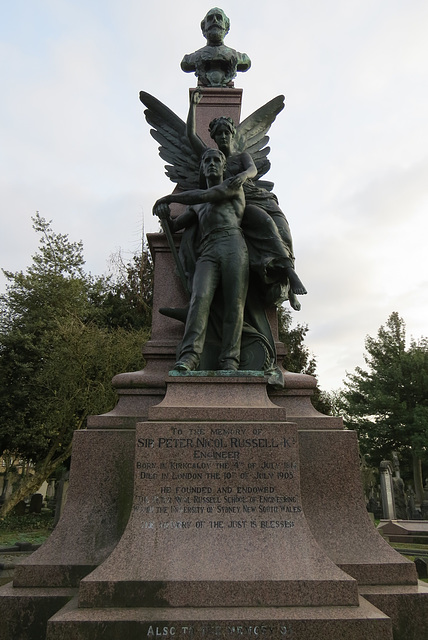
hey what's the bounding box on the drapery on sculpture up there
[181,8,251,87]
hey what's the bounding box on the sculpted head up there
[209,116,236,139]
[201,8,230,44]
[209,117,236,153]
[201,148,226,178]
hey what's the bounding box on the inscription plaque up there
[144,621,291,638]
[134,422,301,535]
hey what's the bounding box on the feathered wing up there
[139,91,200,190]
[233,95,285,179]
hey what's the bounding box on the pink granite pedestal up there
[0,428,135,640]
[44,377,393,640]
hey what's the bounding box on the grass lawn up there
[0,513,54,547]
[388,541,428,583]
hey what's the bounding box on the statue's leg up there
[218,233,249,369]
[242,204,293,272]
[178,248,220,367]
[268,208,295,262]
[242,204,282,242]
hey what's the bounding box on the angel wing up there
[233,95,285,180]
[139,91,201,191]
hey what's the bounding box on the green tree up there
[338,312,428,502]
[100,249,153,330]
[0,214,150,516]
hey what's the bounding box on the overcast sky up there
[2,0,428,392]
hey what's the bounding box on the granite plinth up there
[148,374,289,422]
[298,429,417,585]
[146,233,189,344]
[270,373,343,429]
[78,421,358,609]
[13,429,134,588]
[361,583,428,640]
[189,87,243,147]
[0,583,76,640]
[46,597,393,640]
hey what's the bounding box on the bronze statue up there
[139,89,306,311]
[181,8,251,87]
[140,13,305,377]
[153,148,249,371]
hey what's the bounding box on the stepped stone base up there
[0,583,76,640]
[361,583,428,640]
[148,373,289,422]
[46,596,392,640]
[1,373,426,639]
[298,429,417,586]
[13,429,135,589]
[76,419,358,610]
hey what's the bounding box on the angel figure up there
[140,89,306,310]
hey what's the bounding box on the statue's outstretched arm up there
[186,90,207,157]
[154,178,239,213]
[152,202,197,232]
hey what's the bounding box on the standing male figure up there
[153,148,249,372]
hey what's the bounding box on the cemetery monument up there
[0,8,427,640]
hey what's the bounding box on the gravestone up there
[380,461,396,520]
[422,480,428,519]
[53,470,69,526]
[392,453,408,520]
[415,558,428,580]
[12,500,26,516]
[407,486,422,520]
[378,520,428,544]
[1,8,428,640]
[29,493,43,515]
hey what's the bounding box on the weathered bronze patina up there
[139,8,306,375]
[181,8,251,87]
[186,89,306,311]
[139,90,306,312]
[153,149,248,372]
